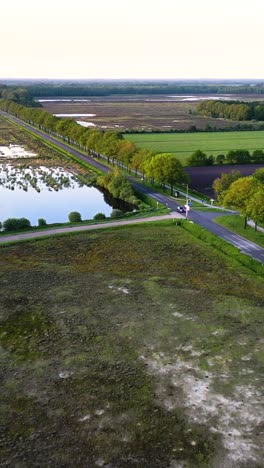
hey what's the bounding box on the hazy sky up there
[1,0,263,80]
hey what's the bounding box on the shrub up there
[226,149,251,164]
[216,154,225,165]
[97,169,137,204]
[3,217,31,232]
[0,221,2,231]
[110,209,123,219]
[93,213,106,220]
[68,211,82,223]
[187,150,208,166]
[38,218,47,227]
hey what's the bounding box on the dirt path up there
[0,212,181,244]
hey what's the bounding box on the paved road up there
[129,179,264,264]
[1,110,264,264]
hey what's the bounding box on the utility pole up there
[185,184,189,220]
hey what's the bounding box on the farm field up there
[0,223,263,467]
[38,95,262,132]
[185,164,264,197]
[124,130,264,165]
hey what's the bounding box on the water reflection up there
[0,164,132,225]
[101,187,136,212]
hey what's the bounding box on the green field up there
[124,130,264,165]
[0,222,263,466]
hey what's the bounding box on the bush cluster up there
[68,212,82,223]
[93,213,106,220]
[188,148,264,166]
[2,218,31,232]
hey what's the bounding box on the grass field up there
[0,222,263,467]
[124,130,264,165]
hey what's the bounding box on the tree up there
[187,150,208,166]
[207,155,215,166]
[222,170,264,228]
[100,131,122,163]
[252,150,264,163]
[226,149,251,164]
[246,190,264,229]
[216,154,225,165]
[117,140,136,170]
[212,170,241,201]
[130,150,146,177]
[38,218,47,227]
[68,211,82,223]
[158,154,189,194]
[253,168,264,183]
[93,213,106,220]
[222,177,256,227]
[3,218,31,232]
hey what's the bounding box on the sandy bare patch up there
[0,144,37,158]
[172,311,194,321]
[140,352,263,466]
[109,285,129,294]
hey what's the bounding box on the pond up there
[0,164,124,225]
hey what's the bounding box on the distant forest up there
[1,79,264,102]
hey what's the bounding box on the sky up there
[1,0,264,80]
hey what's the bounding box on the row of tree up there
[197,100,264,121]
[213,168,264,227]
[0,86,38,107]
[187,149,264,166]
[0,99,188,192]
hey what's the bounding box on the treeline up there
[197,100,264,121]
[188,149,264,166]
[123,122,264,134]
[1,80,264,98]
[0,99,188,192]
[27,85,264,98]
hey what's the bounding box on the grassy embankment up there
[0,221,263,467]
[215,214,264,248]
[124,130,264,165]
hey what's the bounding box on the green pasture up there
[124,130,264,165]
